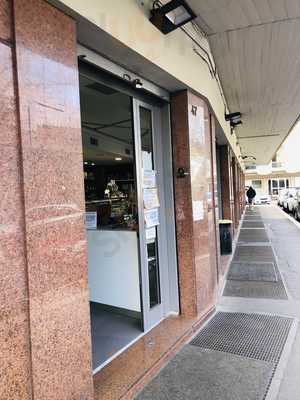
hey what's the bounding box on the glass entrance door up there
[133,100,165,330]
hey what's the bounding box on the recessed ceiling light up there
[115,157,122,161]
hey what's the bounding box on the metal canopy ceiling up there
[188,0,300,164]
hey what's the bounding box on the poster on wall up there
[144,208,160,228]
[192,200,204,221]
[85,212,97,230]
[143,170,157,188]
[143,188,160,210]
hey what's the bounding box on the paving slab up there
[136,346,273,400]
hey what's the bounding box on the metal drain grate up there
[233,245,275,263]
[238,229,269,243]
[223,279,288,299]
[242,221,265,228]
[227,262,278,282]
[190,312,293,364]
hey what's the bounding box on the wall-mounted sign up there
[85,212,97,230]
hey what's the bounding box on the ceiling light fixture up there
[115,157,122,161]
[150,0,196,34]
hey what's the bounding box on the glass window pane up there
[140,106,161,309]
[272,180,278,188]
[147,242,161,307]
[279,180,285,188]
[252,180,262,189]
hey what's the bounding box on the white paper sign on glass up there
[85,211,97,229]
[146,227,156,240]
[143,169,157,188]
[143,188,160,210]
[144,208,160,228]
[192,200,204,221]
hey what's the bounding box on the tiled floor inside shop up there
[90,303,142,369]
[136,205,300,400]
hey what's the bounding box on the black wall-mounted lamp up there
[225,112,242,128]
[150,0,196,34]
[239,155,256,161]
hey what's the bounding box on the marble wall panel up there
[13,0,94,398]
[0,40,32,400]
[0,0,12,42]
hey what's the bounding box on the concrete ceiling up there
[188,0,300,164]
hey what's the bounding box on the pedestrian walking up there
[246,186,256,209]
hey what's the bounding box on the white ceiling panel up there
[188,0,300,163]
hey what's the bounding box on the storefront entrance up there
[79,58,178,371]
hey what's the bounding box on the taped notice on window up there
[85,212,97,229]
[144,208,160,228]
[146,227,156,240]
[143,188,160,210]
[143,170,157,188]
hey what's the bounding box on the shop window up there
[279,179,285,188]
[251,180,262,189]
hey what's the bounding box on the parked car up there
[278,188,289,207]
[255,194,271,205]
[283,188,300,212]
[294,191,300,220]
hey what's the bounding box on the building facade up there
[0,1,245,399]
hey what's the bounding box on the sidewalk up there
[136,205,300,400]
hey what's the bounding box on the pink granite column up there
[171,91,198,317]
[187,92,218,315]
[13,0,94,398]
[171,91,218,318]
[0,1,32,399]
[210,115,221,282]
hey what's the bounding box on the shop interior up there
[79,71,143,370]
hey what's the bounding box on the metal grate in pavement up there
[245,210,261,215]
[190,312,293,364]
[242,221,265,228]
[224,258,288,299]
[238,229,269,243]
[223,278,288,299]
[233,245,275,263]
[244,215,263,221]
[227,262,277,282]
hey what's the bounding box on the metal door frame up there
[133,99,171,330]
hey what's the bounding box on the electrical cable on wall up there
[150,0,228,114]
